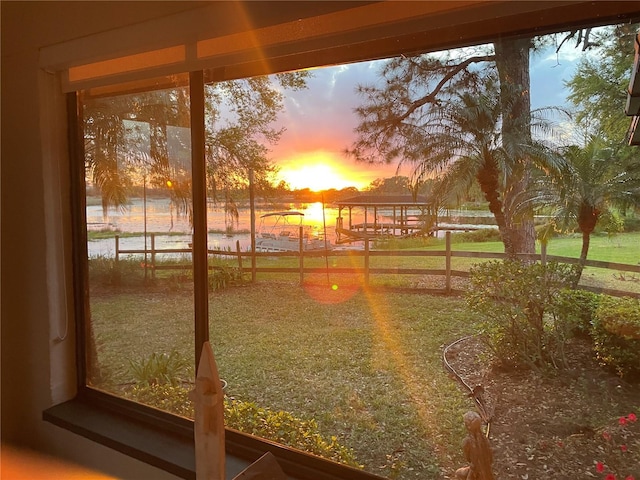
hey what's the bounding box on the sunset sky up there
[269,42,587,192]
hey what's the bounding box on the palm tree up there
[409,81,563,258]
[524,135,640,283]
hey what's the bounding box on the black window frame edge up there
[43,84,385,480]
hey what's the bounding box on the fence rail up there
[113,233,640,298]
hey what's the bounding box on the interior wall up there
[0,2,205,478]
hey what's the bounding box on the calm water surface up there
[86,198,494,258]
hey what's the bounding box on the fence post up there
[236,240,243,271]
[541,242,547,266]
[364,237,370,287]
[251,249,256,283]
[299,226,304,285]
[151,233,156,279]
[445,231,451,294]
[115,235,119,265]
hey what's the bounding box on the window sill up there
[43,396,384,480]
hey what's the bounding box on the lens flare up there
[303,282,359,304]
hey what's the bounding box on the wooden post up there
[236,240,243,272]
[189,341,225,480]
[299,226,304,285]
[190,70,209,367]
[151,233,156,279]
[115,235,119,265]
[249,168,256,283]
[445,231,452,294]
[541,242,547,266]
[364,237,370,287]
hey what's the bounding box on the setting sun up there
[277,151,365,191]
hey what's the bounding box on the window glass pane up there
[74,20,640,479]
[82,74,195,415]
[198,23,640,478]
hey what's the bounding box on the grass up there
[90,283,478,478]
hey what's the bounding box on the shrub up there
[592,296,640,378]
[467,260,581,370]
[126,383,194,418]
[224,397,361,468]
[209,265,245,291]
[452,228,501,243]
[123,381,361,468]
[622,215,640,232]
[373,236,434,250]
[128,350,191,386]
[554,289,601,337]
[595,210,625,236]
[89,255,143,286]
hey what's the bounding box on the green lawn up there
[91,283,479,478]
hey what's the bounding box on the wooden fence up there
[114,232,640,298]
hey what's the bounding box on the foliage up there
[596,209,626,236]
[373,235,435,250]
[364,176,411,194]
[128,350,191,387]
[554,288,601,337]
[592,296,640,378]
[594,413,640,480]
[467,260,581,369]
[224,397,361,468]
[123,379,361,468]
[209,265,245,291]
[566,23,639,143]
[622,215,640,232]
[346,36,565,256]
[88,255,142,286]
[451,228,501,243]
[521,135,640,287]
[89,256,195,289]
[125,383,194,418]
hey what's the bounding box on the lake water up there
[86,198,495,258]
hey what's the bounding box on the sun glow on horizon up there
[277,151,366,191]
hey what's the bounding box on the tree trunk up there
[477,158,514,257]
[494,37,536,257]
[576,203,598,286]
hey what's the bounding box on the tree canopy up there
[346,38,550,257]
[83,71,310,225]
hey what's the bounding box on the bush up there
[209,265,245,291]
[128,350,191,386]
[592,296,640,378]
[554,289,601,337]
[622,215,640,232]
[124,381,361,467]
[452,228,501,243]
[89,255,143,286]
[126,383,194,417]
[224,397,361,468]
[467,260,581,370]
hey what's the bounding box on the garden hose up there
[443,335,492,437]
